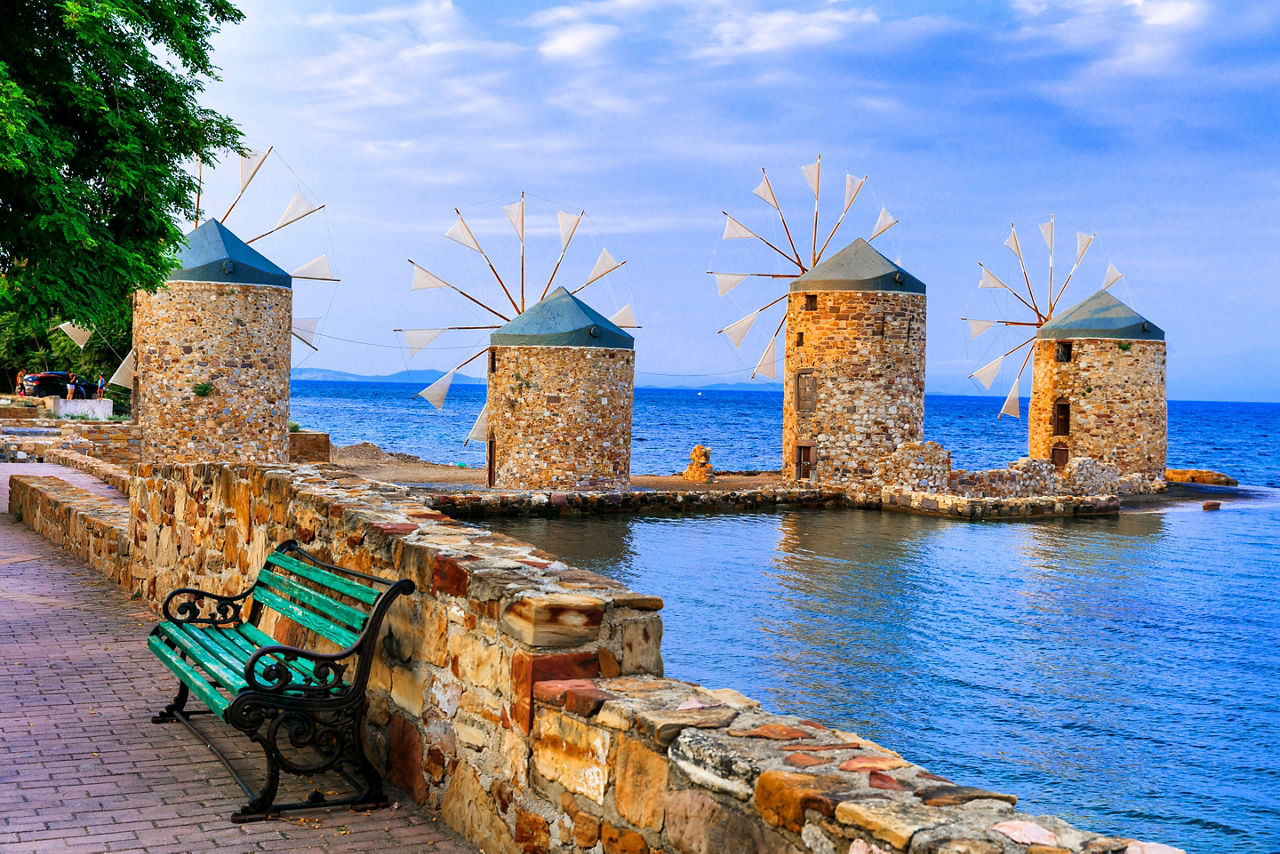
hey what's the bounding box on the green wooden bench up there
[147,540,415,822]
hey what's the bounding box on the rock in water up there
[682,444,714,484]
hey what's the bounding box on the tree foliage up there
[0,306,133,408]
[0,0,244,330]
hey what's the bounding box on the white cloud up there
[692,8,880,59]
[538,22,623,60]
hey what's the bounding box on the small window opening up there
[873,318,885,337]
[804,294,817,311]
[796,371,816,413]
[488,349,497,374]
[1053,400,1070,436]
[1056,341,1073,362]
[795,332,804,347]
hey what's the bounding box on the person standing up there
[97,373,106,399]
[16,369,25,396]
[66,372,77,400]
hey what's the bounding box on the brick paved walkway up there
[0,513,475,853]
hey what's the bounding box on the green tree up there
[0,0,244,330]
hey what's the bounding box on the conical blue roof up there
[167,220,291,288]
[491,287,633,349]
[1037,290,1163,341]
[790,238,925,294]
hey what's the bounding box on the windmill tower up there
[131,149,336,464]
[486,287,634,489]
[403,195,636,490]
[711,157,918,484]
[963,216,1163,478]
[1028,290,1166,478]
[133,219,293,463]
[785,239,926,483]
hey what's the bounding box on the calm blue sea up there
[292,381,1280,852]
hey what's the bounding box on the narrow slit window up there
[1053,400,1070,436]
[804,294,817,311]
[1056,341,1073,362]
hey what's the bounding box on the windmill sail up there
[445,215,482,252]
[107,351,134,388]
[844,174,865,213]
[714,273,747,295]
[869,208,897,241]
[503,200,524,241]
[1103,262,1123,289]
[54,322,92,349]
[999,378,1020,419]
[240,150,268,191]
[801,160,820,198]
[752,336,776,379]
[292,255,336,280]
[558,211,582,249]
[971,355,1003,389]
[753,174,779,210]
[585,248,623,285]
[400,328,443,356]
[292,318,319,349]
[276,191,322,230]
[1004,226,1020,256]
[720,311,759,348]
[1040,219,1054,254]
[609,304,637,328]
[417,371,455,410]
[979,267,1006,289]
[1075,232,1094,265]
[966,318,996,340]
[723,214,758,240]
[411,263,451,290]
[464,404,488,446]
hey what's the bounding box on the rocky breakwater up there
[417,483,842,518]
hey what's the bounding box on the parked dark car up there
[21,371,98,399]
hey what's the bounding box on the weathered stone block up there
[502,593,605,646]
[614,736,668,830]
[531,708,611,804]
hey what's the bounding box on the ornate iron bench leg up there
[151,682,189,724]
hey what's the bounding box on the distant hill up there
[290,368,485,385]
[290,367,779,391]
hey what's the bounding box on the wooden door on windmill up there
[795,444,814,481]
[1051,444,1069,471]
[796,371,817,413]
[1053,400,1070,436]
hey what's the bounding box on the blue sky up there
[198,0,1280,401]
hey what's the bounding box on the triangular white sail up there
[416,370,454,410]
[291,255,335,280]
[1076,232,1094,265]
[844,174,865,212]
[753,336,776,379]
[585,248,623,285]
[445,215,482,252]
[1004,226,1020,256]
[801,160,820,198]
[558,211,582,249]
[1040,219,1054,254]
[240,150,268,191]
[999,378,1020,419]
[276,190,321,230]
[979,267,1006,289]
[464,404,488,446]
[503,200,524,241]
[720,311,759,348]
[723,214,758,240]
[1103,261,1123,289]
[400,328,443,356]
[608,304,637,328]
[55,321,92,349]
[292,318,319,349]
[869,207,897,241]
[714,273,747,295]
[971,354,1003,389]
[753,174,779,210]
[411,263,451,290]
[107,351,134,389]
[966,318,996,340]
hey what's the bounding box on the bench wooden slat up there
[257,569,369,633]
[155,623,249,693]
[251,586,360,649]
[223,624,335,685]
[147,636,233,716]
[165,623,253,684]
[266,552,381,605]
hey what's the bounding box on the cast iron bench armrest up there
[161,586,253,625]
[243,642,359,697]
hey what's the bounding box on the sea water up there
[291,381,1280,851]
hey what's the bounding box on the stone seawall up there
[416,485,843,518]
[7,461,1178,853]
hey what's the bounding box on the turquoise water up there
[292,381,1280,851]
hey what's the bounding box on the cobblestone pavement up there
[0,515,476,853]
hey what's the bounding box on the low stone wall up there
[10,461,1178,853]
[49,398,114,419]
[417,485,843,518]
[43,447,133,496]
[0,418,140,468]
[9,475,131,587]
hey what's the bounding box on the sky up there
[195,0,1280,402]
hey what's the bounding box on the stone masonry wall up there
[784,291,925,485]
[1029,338,1167,479]
[133,280,291,464]
[489,346,633,490]
[11,461,1178,852]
